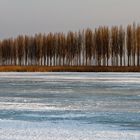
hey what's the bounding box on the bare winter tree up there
[85,29,94,66]
[118,26,125,66]
[127,25,133,66]
[0,24,140,67]
[136,25,140,66]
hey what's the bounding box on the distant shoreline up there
[0,66,140,72]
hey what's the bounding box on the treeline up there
[0,24,140,66]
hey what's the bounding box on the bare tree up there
[127,25,133,66]
[118,26,125,66]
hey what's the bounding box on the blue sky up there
[0,0,140,39]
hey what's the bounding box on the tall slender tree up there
[118,26,125,66]
[127,25,133,66]
[136,25,140,66]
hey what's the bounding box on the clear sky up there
[0,0,140,39]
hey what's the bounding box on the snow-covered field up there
[0,72,140,140]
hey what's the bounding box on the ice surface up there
[0,72,140,140]
[0,120,140,140]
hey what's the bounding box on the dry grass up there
[0,66,140,72]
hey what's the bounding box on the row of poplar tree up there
[0,24,140,66]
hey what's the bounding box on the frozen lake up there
[0,72,140,140]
